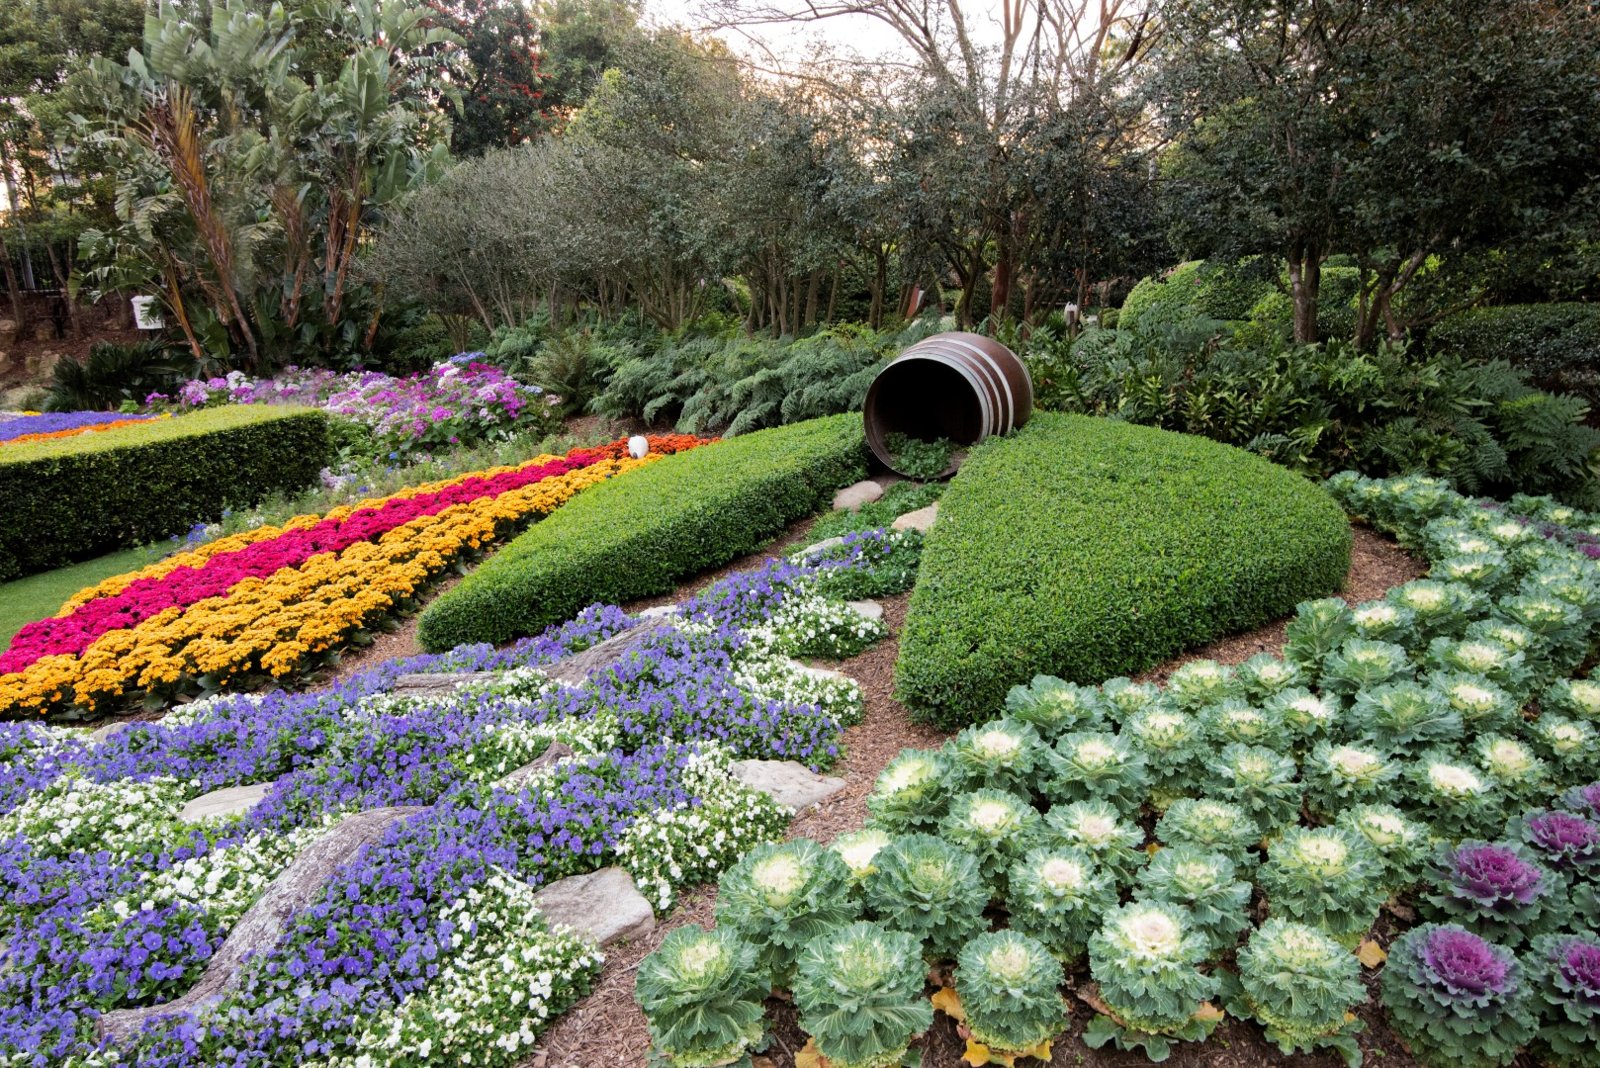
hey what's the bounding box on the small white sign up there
[131,295,164,330]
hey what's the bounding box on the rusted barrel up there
[863,331,1033,477]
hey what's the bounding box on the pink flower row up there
[0,453,600,673]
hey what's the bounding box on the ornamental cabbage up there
[1471,735,1549,803]
[1166,660,1241,710]
[1407,751,1502,840]
[944,718,1041,794]
[1349,680,1462,750]
[1429,672,1519,733]
[954,931,1066,1057]
[1003,675,1103,737]
[1043,799,1147,888]
[1526,931,1600,1068]
[865,749,948,834]
[1528,715,1599,781]
[1283,597,1354,671]
[1561,780,1600,820]
[939,789,1042,895]
[713,839,858,986]
[1258,827,1385,946]
[1386,580,1480,642]
[830,829,893,887]
[1131,845,1251,956]
[1201,699,1288,750]
[1236,652,1304,700]
[1228,919,1365,1064]
[1098,677,1163,723]
[1337,803,1430,891]
[1084,901,1221,1060]
[1304,741,1399,816]
[1005,845,1117,962]
[1350,600,1418,645]
[636,925,768,1068]
[792,921,934,1068]
[1155,797,1260,872]
[1421,840,1560,945]
[1508,808,1600,876]
[1263,688,1341,741]
[1044,731,1150,813]
[1123,706,1203,804]
[1543,678,1600,722]
[1426,637,1531,700]
[1380,924,1537,1068]
[1319,639,1413,696]
[1430,552,1511,597]
[1204,743,1302,832]
[861,834,988,962]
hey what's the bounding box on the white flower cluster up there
[618,748,788,912]
[745,593,887,661]
[0,775,185,860]
[733,651,863,725]
[313,870,603,1068]
[158,692,263,729]
[468,712,620,784]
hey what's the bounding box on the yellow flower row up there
[61,454,568,611]
[3,455,652,718]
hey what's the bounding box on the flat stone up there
[533,866,655,945]
[391,671,502,696]
[833,480,885,511]
[786,659,851,685]
[846,600,884,622]
[544,620,674,686]
[89,720,137,745]
[797,535,847,558]
[635,604,680,620]
[496,742,575,791]
[891,503,939,533]
[179,782,273,822]
[730,759,847,812]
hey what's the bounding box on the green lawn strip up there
[0,545,168,647]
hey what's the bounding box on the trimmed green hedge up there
[0,406,330,581]
[1430,303,1600,400]
[896,414,1351,728]
[416,415,868,650]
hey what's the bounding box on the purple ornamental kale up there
[1561,782,1600,821]
[1446,842,1548,908]
[1519,810,1600,871]
[1556,937,1600,1007]
[1416,925,1518,1000]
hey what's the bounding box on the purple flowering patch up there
[1418,926,1516,999]
[1445,842,1547,907]
[1520,810,1600,871]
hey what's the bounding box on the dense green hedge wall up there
[1430,303,1600,400]
[0,406,330,582]
[416,414,869,650]
[896,414,1352,728]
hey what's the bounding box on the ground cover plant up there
[418,413,868,648]
[0,436,704,719]
[637,470,1600,1067]
[896,413,1351,728]
[0,406,333,582]
[0,517,913,1066]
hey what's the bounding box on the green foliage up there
[1304,742,1400,817]
[1336,804,1430,893]
[1044,731,1149,814]
[1084,901,1222,1059]
[0,406,329,581]
[1123,706,1203,805]
[792,922,933,1068]
[636,925,767,1068]
[1133,846,1251,956]
[805,482,944,544]
[1227,920,1365,1065]
[1258,827,1385,947]
[1042,800,1147,890]
[1004,846,1117,962]
[1432,303,1600,402]
[861,834,988,963]
[937,789,1041,896]
[829,829,893,889]
[1203,743,1302,833]
[1002,675,1106,738]
[1350,681,1461,750]
[806,529,924,601]
[417,415,866,648]
[1406,751,1504,841]
[712,840,857,988]
[895,414,1351,728]
[864,750,949,835]
[1119,260,1277,331]
[954,931,1066,1056]
[882,433,954,481]
[1319,640,1413,697]
[44,341,193,412]
[1165,659,1243,711]
[1155,798,1260,872]
[942,720,1042,795]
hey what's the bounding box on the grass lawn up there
[0,545,167,647]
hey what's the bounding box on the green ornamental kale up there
[1204,743,1302,833]
[1319,639,1413,697]
[1470,734,1549,804]
[1155,797,1261,872]
[1098,677,1163,723]
[1258,827,1385,947]
[862,833,988,962]
[1349,680,1462,750]
[943,718,1042,794]
[636,925,768,1068]
[955,931,1066,1056]
[1044,731,1150,813]
[1042,799,1147,888]
[1005,845,1118,962]
[1165,660,1242,711]
[1201,699,1289,750]
[1003,675,1104,737]
[1084,901,1221,1060]
[1380,923,1537,1068]
[938,788,1042,896]
[1263,688,1342,744]
[1236,652,1304,701]
[1304,741,1401,817]
[1227,919,1365,1066]
[1123,706,1204,806]
[1526,715,1600,783]
[1282,597,1354,674]
[1349,600,1418,646]
[1406,751,1503,841]
[713,839,858,986]
[1428,672,1520,733]
[864,749,949,834]
[1385,579,1482,643]
[1425,636,1532,701]
[793,921,934,1068]
[1132,845,1251,956]
[830,829,894,890]
[1430,551,1512,598]
[1336,803,1431,892]
[1542,677,1600,722]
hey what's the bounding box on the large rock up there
[730,759,847,812]
[833,480,885,512]
[97,805,424,1042]
[846,600,884,622]
[544,620,674,686]
[891,503,939,533]
[797,535,846,559]
[635,604,680,621]
[532,867,655,945]
[496,742,575,791]
[179,782,272,822]
[390,671,502,697]
[785,659,851,685]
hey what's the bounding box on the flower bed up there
[147,357,561,459]
[0,531,907,1066]
[637,471,1600,1068]
[0,411,162,446]
[0,436,705,719]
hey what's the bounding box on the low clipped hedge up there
[1430,303,1600,401]
[896,414,1351,728]
[417,415,868,649]
[0,406,330,581]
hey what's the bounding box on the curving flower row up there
[0,437,705,719]
[0,410,162,446]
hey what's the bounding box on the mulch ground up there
[529,519,1445,1068]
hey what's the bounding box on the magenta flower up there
[1519,810,1600,871]
[1417,925,1516,998]
[1446,842,1547,907]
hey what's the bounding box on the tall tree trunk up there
[0,231,24,341]
[826,266,839,324]
[1287,246,1322,345]
[803,269,820,329]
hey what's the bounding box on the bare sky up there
[645,1,1008,65]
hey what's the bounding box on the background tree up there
[425,0,550,154]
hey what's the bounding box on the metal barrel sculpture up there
[862,331,1034,477]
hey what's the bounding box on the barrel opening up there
[864,356,983,461]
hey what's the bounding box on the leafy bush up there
[1380,924,1538,1068]
[0,406,330,581]
[1084,901,1222,1059]
[45,340,195,412]
[1118,259,1277,332]
[861,834,988,962]
[896,414,1351,728]
[713,840,857,988]
[418,415,867,648]
[792,921,933,1068]
[883,432,955,480]
[636,926,768,1067]
[1228,920,1365,1064]
[1004,846,1117,962]
[1258,827,1386,946]
[953,931,1066,1058]
[1431,303,1600,401]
